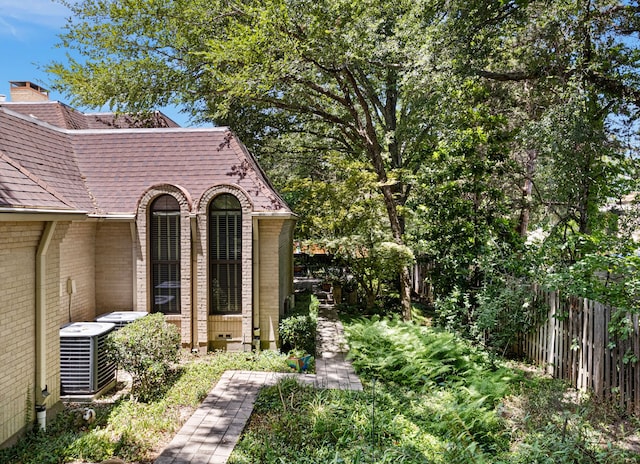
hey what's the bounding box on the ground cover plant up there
[229,317,640,463]
[0,351,289,464]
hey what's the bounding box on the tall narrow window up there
[150,195,181,314]
[209,194,242,314]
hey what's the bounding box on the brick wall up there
[0,221,66,448]
[197,186,254,351]
[95,222,133,313]
[258,219,287,349]
[137,185,193,345]
[0,222,42,446]
[59,222,96,323]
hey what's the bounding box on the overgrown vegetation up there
[106,313,180,402]
[230,317,640,463]
[279,291,319,355]
[0,351,290,464]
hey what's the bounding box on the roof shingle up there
[0,104,291,216]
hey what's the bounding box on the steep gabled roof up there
[71,127,289,214]
[0,151,75,210]
[0,108,93,210]
[0,104,292,217]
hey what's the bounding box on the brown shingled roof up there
[0,108,93,210]
[0,101,180,130]
[0,105,292,217]
[71,127,288,214]
[0,151,74,209]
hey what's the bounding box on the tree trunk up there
[517,149,537,237]
[379,183,412,320]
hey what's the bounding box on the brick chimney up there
[9,81,49,102]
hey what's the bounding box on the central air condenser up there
[94,311,148,329]
[59,322,116,395]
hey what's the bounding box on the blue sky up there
[0,0,192,126]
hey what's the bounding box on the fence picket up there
[521,289,640,414]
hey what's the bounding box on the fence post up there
[593,302,604,399]
[547,290,557,376]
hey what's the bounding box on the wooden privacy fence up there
[520,290,640,413]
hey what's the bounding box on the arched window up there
[209,194,242,314]
[150,194,180,314]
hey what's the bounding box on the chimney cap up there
[10,81,49,93]
[9,81,50,102]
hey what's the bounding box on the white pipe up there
[252,217,260,349]
[35,221,56,427]
[36,406,46,430]
[130,222,137,311]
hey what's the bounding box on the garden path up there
[153,299,362,464]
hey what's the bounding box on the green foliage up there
[106,313,181,402]
[279,315,317,355]
[346,317,513,398]
[504,376,640,463]
[230,317,638,464]
[280,291,318,355]
[51,0,640,344]
[537,230,640,338]
[0,351,291,463]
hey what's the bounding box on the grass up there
[0,350,290,464]
[229,316,640,464]
[3,310,639,463]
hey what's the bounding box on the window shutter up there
[210,194,242,314]
[150,195,181,314]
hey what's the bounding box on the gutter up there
[35,221,56,429]
[0,208,87,222]
[130,223,138,311]
[252,217,260,350]
[87,213,136,221]
[251,211,298,219]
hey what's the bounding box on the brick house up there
[0,82,296,446]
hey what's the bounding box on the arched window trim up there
[150,194,181,314]
[209,193,242,315]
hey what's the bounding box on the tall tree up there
[51,0,452,319]
[50,0,640,325]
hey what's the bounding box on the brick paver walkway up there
[154,301,361,464]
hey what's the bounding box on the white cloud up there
[0,15,20,38]
[0,0,71,31]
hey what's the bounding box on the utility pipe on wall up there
[129,222,137,311]
[252,217,260,350]
[35,221,57,429]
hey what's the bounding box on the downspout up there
[252,217,260,350]
[190,215,198,353]
[130,222,137,311]
[35,221,56,429]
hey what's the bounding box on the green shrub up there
[279,314,316,355]
[106,312,180,402]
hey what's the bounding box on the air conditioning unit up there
[95,311,148,329]
[60,322,116,395]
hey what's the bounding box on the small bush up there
[106,312,180,402]
[279,314,316,355]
